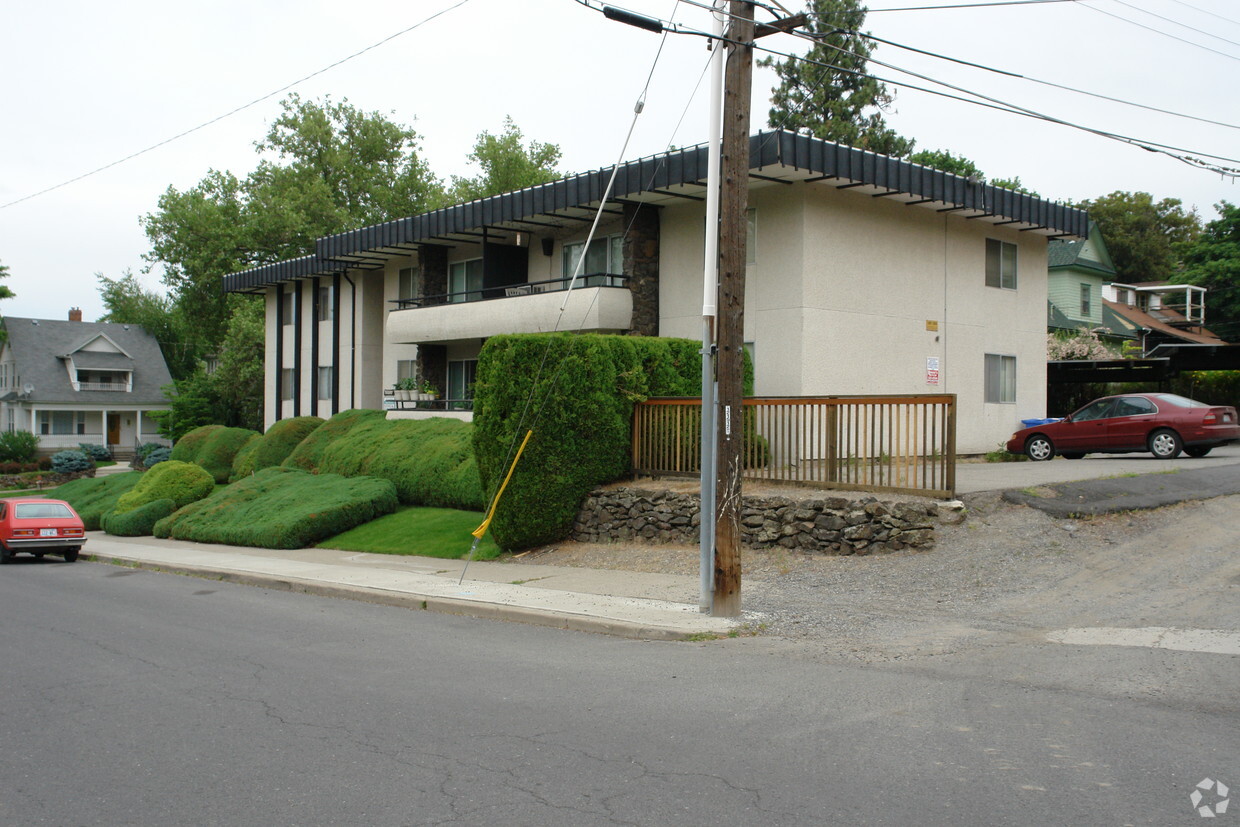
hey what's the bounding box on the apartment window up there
[448,259,484,303]
[396,359,418,382]
[984,354,1017,404]
[447,359,478,410]
[563,235,624,280]
[1080,283,1091,316]
[280,368,295,401]
[398,267,419,301]
[281,291,295,325]
[985,239,1017,290]
[316,285,334,322]
[317,367,334,400]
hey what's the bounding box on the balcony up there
[73,381,132,392]
[387,274,633,345]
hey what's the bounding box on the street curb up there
[83,553,705,641]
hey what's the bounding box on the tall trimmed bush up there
[154,467,398,549]
[231,416,324,481]
[113,460,215,515]
[472,334,705,550]
[172,425,260,483]
[54,472,144,530]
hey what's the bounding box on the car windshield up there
[14,503,74,519]
[1153,394,1208,408]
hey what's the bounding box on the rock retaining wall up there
[572,487,945,554]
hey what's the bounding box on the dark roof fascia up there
[1049,258,1116,277]
[223,130,1089,293]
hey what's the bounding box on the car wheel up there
[1061,452,1085,460]
[1185,446,1212,458]
[1148,429,1182,459]
[63,548,80,563]
[1025,435,1055,461]
[0,544,12,565]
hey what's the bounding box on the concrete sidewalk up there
[83,533,741,641]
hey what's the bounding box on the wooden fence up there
[632,395,956,498]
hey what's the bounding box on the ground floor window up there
[447,360,478,410]
[40,411,85,435]
[280,369,295,401]
[396,359,418,382]
[317,366,333,400]
[984,354,1016,404]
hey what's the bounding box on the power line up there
[1075,1,1240,63]
[1105,0,1240,49]
[0,0,472,211]
[868,0,1079,10]
[1166,0,1240,28]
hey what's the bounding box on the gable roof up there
[1102,300,1228,345]
[1048,221,1116,276]
[224,129,1090,292]
[1,317,174,405]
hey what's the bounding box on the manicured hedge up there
[53,472,144,531]
[472,333,707,550]
[153,466,398,549]
[282,409,385,472]
[231,416,324,481]
[101,498,177,537]
[172,425,260,483]
[113,460,214,515]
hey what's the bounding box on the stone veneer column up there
[623,202,660,336]
[420,244,448,306]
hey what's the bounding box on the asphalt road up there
[2,560,1235,825]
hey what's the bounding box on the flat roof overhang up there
[224,130,1090,294]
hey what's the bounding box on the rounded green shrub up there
[101,498,177,537]
[0,430,40,463]
[114,460,214,515]
[143,447,172,467]
[231,416,324,481]
[78,443,112,461]
[282,409,385,472]
[55,472,144,530]
[169,425,224,464]
[172,425,259,483]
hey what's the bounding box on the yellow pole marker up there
[458,429,533,586]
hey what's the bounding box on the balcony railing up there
[74,381,131,392]
[389,273,627,310]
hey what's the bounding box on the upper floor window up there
[280,368,295,401]
[317,285,334,322]
[985,239,1017,290]
[281,291,294,326]
[449,259,483,303]
[398,267,418,301]
[1080,283,1091,316]
[563,235,624,279]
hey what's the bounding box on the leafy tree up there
[0,260,15,302]
[96,270,199,380]
[210,297,265,432]
[1077,191,1201,283]
[907,149,981,178]
[1047,329,1116,360]
[141,95,444,350]
[449,116,563,202]
[989,176,1039,197]
[760,0,913,157]
[1180,201,1240,339]
[149,373,219,442]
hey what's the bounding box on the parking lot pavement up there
[954,443,1240,494]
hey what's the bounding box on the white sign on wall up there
[926,356,940,385]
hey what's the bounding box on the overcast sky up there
[2,0,1236,322]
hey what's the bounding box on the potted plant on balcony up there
[421,381,439,401]
[396,377,418,401]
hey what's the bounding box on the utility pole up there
[711,0,755,618]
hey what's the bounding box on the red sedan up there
[1006,393,1240,461]
[0,498,87,564]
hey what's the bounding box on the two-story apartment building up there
[224,130,1088,453]
[0,310,173,455]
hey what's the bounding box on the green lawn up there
[317,506,502,560]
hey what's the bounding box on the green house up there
[1047,221,1115,333]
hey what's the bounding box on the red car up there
[1006,393,1240,461]
[0,498,87,564]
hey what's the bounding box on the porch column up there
[420,245,448,307]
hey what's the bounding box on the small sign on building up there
[926,356,940,385]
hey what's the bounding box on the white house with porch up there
[0,311,173,457]
[223,130,1089,454]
